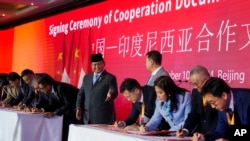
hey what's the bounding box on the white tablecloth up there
[68,124,192,141]
[0,108,63,141]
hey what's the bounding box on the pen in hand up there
[179,125,183,132]
[193,132,201,141]
[177,125,187,137]
[114,120,125,128]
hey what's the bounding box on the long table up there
[68,124,192,141]
[0,108,63,141]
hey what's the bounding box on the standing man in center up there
[145,50,169,86]
[76,53,118,124]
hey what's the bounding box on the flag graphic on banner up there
[55,34,66,81]
[61,32,76,84]
[77,28,92,88]
[56,29,92,88]
[69,31,82,87]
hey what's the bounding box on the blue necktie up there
[93,74,99,84]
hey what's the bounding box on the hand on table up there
[114,120,125,128]
[2,103,11,108]
[31,107,43,113]
[24,106,32,112]
[176,129,188,137]
[139,125,149,133]
[124,124,140,131]
[192,132,205,141]
[44,112,55,118]
[17,103,25,110]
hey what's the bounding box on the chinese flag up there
[55,34,67,81]
[68,29,92,88]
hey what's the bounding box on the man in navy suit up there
[114,78,157,130]
[194,77,250,141]
[177,65,218,137]
[37,75,79,141]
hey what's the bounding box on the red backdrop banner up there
[0,0,250,120]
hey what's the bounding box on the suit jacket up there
[44,81,79,118]
[35,92,49,109]
[146,67,169,86]
[146,91,191,131]
[2,86,18,104]
[76,70,118,124]
[124,86,156,126]
[9,80,29,106]
[206,88,250,141]
[22,85,35,106]
[183,89,218,135]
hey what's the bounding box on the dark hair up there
[7,72,21,81]
[21,69,35,77]
[120,78,141,93]
[202,77,231,98]
[37,75,54,86]
[154,75,188,111]
[146,50,162,65]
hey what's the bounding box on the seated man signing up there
[114,78,167,131]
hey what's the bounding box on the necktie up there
[225,108,234,125]
[93,74,99,84]
[202,96,207,109]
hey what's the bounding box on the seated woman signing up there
[140,75,191,132]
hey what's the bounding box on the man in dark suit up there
[76,53,118,124]
[194,77,250,141]
[37,75,79,141]
[145,50,169,86]
[18,69,36,110]
[3,72,29,107]
[30,74,50,111]
[114,78,157,130]
[177,65,218,137]
[0,73,8,101]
